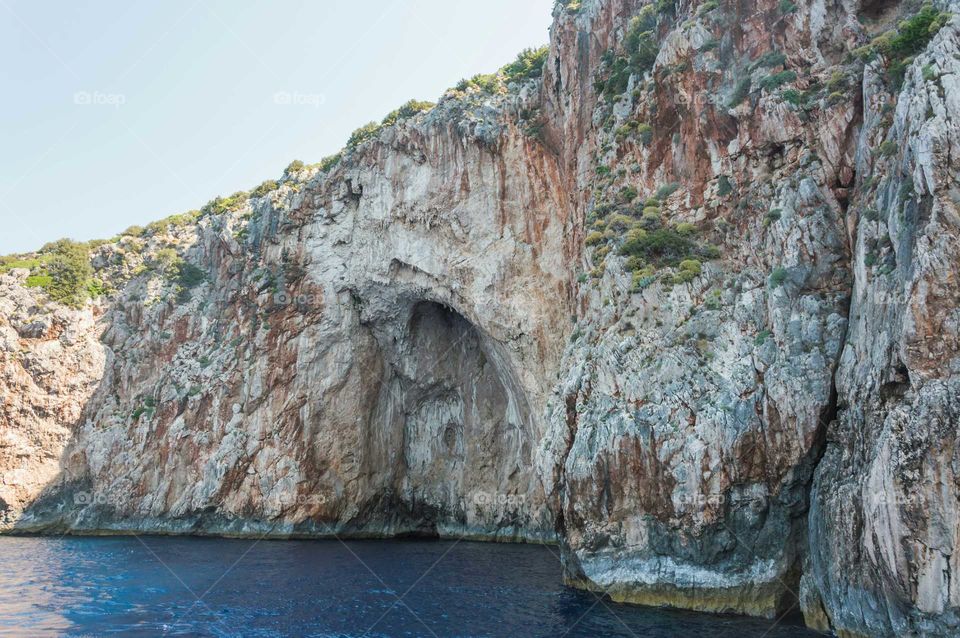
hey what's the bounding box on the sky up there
[0,0,555,255]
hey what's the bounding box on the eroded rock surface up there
[1,0,958,635]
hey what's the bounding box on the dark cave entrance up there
[367,299,534,535]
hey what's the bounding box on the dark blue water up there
[0,536,823,637]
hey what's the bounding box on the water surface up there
[0,536,823,637]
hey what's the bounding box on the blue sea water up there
[0,536,823,637]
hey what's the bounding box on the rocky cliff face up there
[0,0,957,635]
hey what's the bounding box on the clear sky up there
[0,0,554,255]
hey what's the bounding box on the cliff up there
[0,0,958,635]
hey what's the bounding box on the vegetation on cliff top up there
[855,3,952,88]
[0,239,96,308]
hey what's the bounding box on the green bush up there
[251,180,279,198]
[382,99,436,126]
[770,267,789,287]
[0,255,44,274]
[779,0,797,14]
[620,227,697,267]
[671,258,702,284]
[879,140,898,157]
[717,175,735,197]
[346,122,382,149]
[637,123,654,145]
[759,70,798,91]
[502,46,549,84]
[456,73,502,94]
[25,274,52,288]
[678,259,702,276]
[316,153,342,172]
[596,6,664,99]
[728,77,752,107]
[285,160,305,175]
[202,191,249,216]
[860,5,951,88]
[656,183,681,199]
[698,0,718,14]
[40,239,93,307]
[585,231,605,246]
[751,51,786,70]
[781,89,802,105]
[175,260,206,289]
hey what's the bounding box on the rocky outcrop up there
[803,21,960,638]
[0,272,105,526]
[12,96,574,543]
[0,0,958,635]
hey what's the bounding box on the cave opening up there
[365,299,535,537]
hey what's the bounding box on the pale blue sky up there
[0,0,554,254]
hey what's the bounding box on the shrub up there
[175,260,206,289]
[596,7,663,99]
[608,214,636,232]
[879,140,898,157]
[656,183,681,200]
[751,51,787,70]
[678,259,702,276]
[759,70,798,91]
[781,89,802,106]
[0,255,43,274]
[717,175,735,197]
[346,122,382,149]
[456,73,502,94]
[698,1,719,14]
[859,5,951,89]
[87,278,108,298]
[25,274,52,288]
[382,99,436,126]
[755,330,771,345]
[620,227,697,266]
[728,77,752,107]
[502,46,549,84]
[251,180,279,198]
[675,222,696,234]
[41,239,93,307]
[152,248,180,274]
[637,123,654,145]
[202,191,249,216]
[315,153,342,172]
[284,160,305,175]
[770,267,789,287]
[778,0,797,14]
[585,231,605,246]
